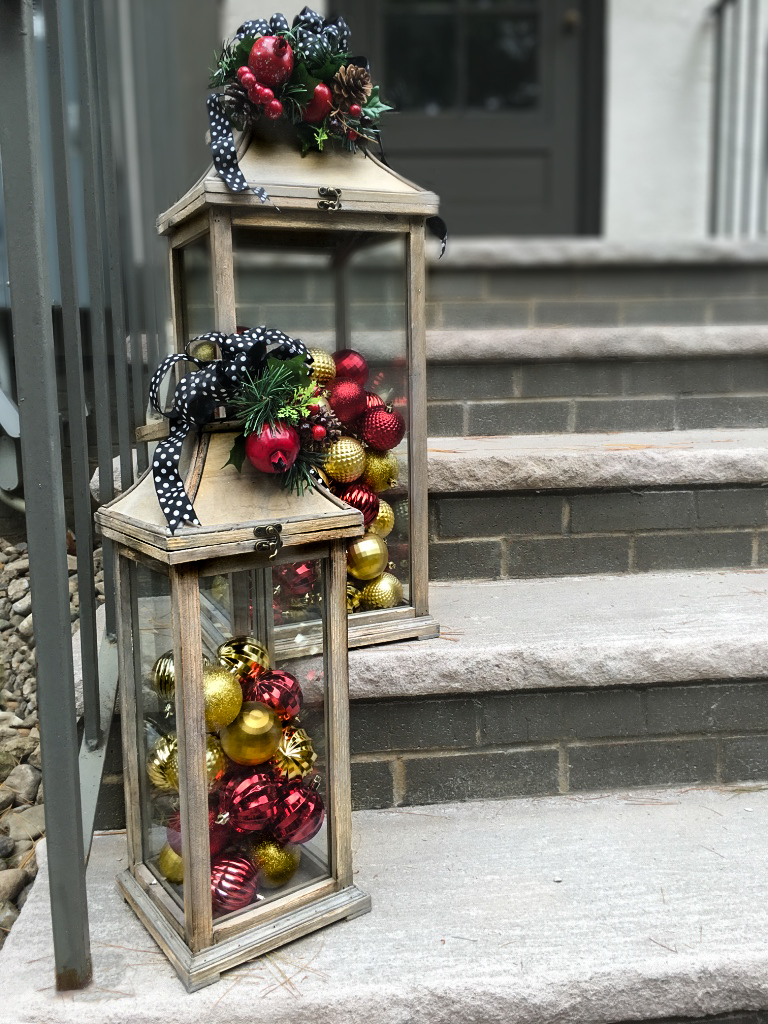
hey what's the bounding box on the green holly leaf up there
[363,85,394,121]
[224,432,247,473]
[269,354,311,388]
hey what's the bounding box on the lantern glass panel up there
[180,233,215,341]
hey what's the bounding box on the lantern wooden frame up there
[146,133,441,649]
[95,427,370,991]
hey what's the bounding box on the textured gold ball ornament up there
[163,734,228,792]
[217,637,271,678]
[274,726,317,780]
[203,664,244,731]
[346,582,362,613]
[147,735,177,792]
[249,838,301,888]
[361,450,399,493]
[324,437,366,483]
[368,499,395,538]
[156,843,184,884]
[347,533,389,580]
[309,348,337,386]
[359,572,404,609]
[220,701,282,765]
[188,338,218,362]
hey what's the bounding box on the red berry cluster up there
[235,35,295,121]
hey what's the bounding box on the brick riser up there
[429,485,768,579]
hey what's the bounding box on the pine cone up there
[223,83,256,132]
[331,65,372,109]
[299,410,342,451]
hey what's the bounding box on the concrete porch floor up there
[1,786,768,1023]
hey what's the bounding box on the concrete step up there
[5,786,768,1022]
[426,428,768,579]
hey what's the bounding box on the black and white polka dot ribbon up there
[207,95,269,201]
[149,327,311,534]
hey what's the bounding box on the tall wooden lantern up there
[95,431,370,991]
[155,130,440,649]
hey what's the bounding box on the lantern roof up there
[157,130,439,235]
[95,428,364,564]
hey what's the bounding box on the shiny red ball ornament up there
[247,36,294,88]
[360,408,406,450]
[273,780,325,844]
[245,422,300,473]
[242,669,303,722]
[329,380,367,424]
[166,806,231,858]
[211,853,260,914]
[364,390,386,412]
[333,349,369,387]
[222,771,278,834]
[273,561,317,596]
[339,482,380,528]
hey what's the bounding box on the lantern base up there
[117,869,371,992]
[348,611,440,648]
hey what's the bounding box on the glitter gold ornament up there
[164,734,228,792]
[274,726,317,780]
[156,843,184,884]
[308,348,336,386]
[217,637,271,678]
[324,437,365,483]
[346,582,362,613]
[359,572,404,610]
[368,499,394,538]
[361,450,399,493]
[249,838,301,888]
[147,735,177,792]
[347,533,389,580]
[220,701,282,765]
[188,338,218,362]
[203,664,244,731]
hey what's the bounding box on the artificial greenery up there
[230,355,312,436]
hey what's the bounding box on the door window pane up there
[384,13,457,112]
[466,14,539,110]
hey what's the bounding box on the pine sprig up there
[230,356,311,435]
[284,448,327,496]
[210,35,256,88]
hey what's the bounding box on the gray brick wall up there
[429,486,768,579]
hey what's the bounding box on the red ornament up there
[364,390,385,412]
[333,349,369,386]
[247,36,294,88]
[166,805,231,858]
[273,780,325,844]
[349,103,362,118]
[273,561,317,596]
[211,854,260,914]
[245,423,300,473]
[237,66,256,89]
[361,408,406,450]
[302,82,332,123]
[339,482,380,528]
[329,380,367,424]
[222,771,278,834]
[242,669,303,722]
[311,424,327,441]
[347,129,358,141]
[265,98,283,120]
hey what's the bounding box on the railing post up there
[0,0,92,991]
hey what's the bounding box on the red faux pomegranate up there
[302,83,333,123]
[245,423,300,474]
[248,36,294,88]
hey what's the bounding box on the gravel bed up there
[0,536,104,951]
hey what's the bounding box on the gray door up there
[331,0,601,235]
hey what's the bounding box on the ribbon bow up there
[149,327,310,534]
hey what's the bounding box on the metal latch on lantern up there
[317,186,342,211]
[254,524,283,559]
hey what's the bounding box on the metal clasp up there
[254,523,283,559]
[317,186,342,211]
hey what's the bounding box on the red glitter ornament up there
[339,482,380,528]
[360,408,406,450]
[333,349,369,387]
[242,669,303,722]
[166,805,231,858]
[273,561,318,597]
[273,780,325,844]
[329,380,367,424]
[211,853,260,914]
[221,771,278,834]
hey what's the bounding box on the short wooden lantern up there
[154,131,440,648]
[95,430,370,991]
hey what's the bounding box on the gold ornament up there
[147,735,177,792]
[156,843,184,884]
[220,701,282,765]
[203,664,243,731]
[249,838,300,888]
[188,338,218,362]
[361,450,399,493]
[210,575,229,603]
[347,534,389,580]
[359,572,404,610]
[150,650,210,710]
[368,499,395,538]
[163,734,227,793]
[217,636,270,678]
[325,437,366,483]
[346,582,362,613]
[309,348,336,386]
[274,726,317,780]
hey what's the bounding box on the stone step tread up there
[427,427,768,492]
[5,787,768,1023]
[349,569,768,699]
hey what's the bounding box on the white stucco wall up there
[221,1,326,41]
[604,0,715,239]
